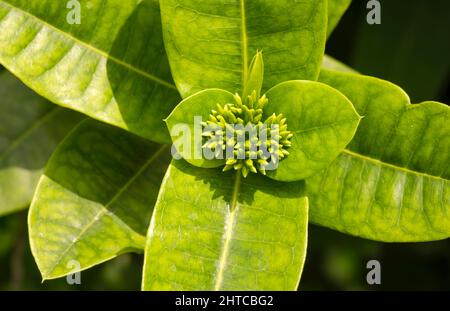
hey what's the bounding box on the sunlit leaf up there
[0,0,180,143]
[307,70,450,242]
[160,0,327,98]
[142,160,308,290]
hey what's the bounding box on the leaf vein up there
[0,1,177,90]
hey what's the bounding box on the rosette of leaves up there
[0,0,447,291]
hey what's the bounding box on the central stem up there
[230,171,241,211]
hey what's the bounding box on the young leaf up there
[0,70,82,217]
[264,80,361,181]
[165,89,236,168]
[307,70,450,242]
[29,120,171,280]
[326,0,352,38]
[142,160,308,290]
[0,0,180,143]
[243,51,264,100]
[160,0,327,98]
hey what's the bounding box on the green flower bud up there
[202,93,293,177]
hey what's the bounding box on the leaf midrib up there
[213,171,241,290]
[42,144,168,278]
[239,0,248,87]
[0,1,177,90]
[343,149,447,182]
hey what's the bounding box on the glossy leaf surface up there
[160,0,327,98]
[308,70,450,242]
[0,0,180,143]
[29,120,171,279]
[264,80,360,181]
[142,160,308,290]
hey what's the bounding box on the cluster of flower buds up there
[202,90,293,177]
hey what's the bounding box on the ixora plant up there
[0,0,448,290]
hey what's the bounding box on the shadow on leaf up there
[107,0,181,144]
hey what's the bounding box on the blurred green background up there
[1,0,449,290]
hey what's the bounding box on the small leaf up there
[0,70,82,216]
[29,120,171,280]
[165,89,236,168]
[0,0,180,143]
[142,160,308,290]
[264,80,361,181]
[160,0,327,97]
[243,51,264,100]
[307,69,450,242]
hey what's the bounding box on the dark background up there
[0,0,449,290]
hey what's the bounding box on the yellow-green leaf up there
[265,80,361,181]
[142,160,308,290]
[29,120,170,280]
[0,0,180,143]
[160,0,327,98]
[307,70,450,242]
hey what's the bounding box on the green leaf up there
[165,88,236,168]
[0,70,82,217]
[307,69,450,242]
[321,55,358,74]
[160,0,327,98]
[142,160,308,290]
[264,80,361,181]
[29,120,171,280]
[0,0,180,143]
[326,0,352,38]
[243,51,264,100]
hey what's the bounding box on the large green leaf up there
[160,0,327,98]
[264,80,360,181]
[142,160,308,290]
[307,69,450,242]
[29,120,171,280]
[0,0,180,143]
[326,0,351,38]
[0,70,82,217]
